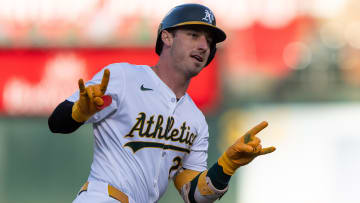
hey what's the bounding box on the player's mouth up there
[190,54,204,63]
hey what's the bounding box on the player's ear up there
[161,30,174,47]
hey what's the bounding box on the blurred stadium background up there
[0,0,360,202]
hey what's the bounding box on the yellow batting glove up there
[72,69,110,123]
[218,121,276,175]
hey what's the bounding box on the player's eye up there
[188,31,199,38]
[206,37,213,46]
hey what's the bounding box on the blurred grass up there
[0,117,93,203]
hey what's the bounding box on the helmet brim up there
[155,21,226,56]
[171,21,226,43]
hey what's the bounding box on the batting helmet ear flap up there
[155,24,164,55]
[205,44,217,67]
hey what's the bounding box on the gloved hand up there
[218,121,276,175]
[72,69,111,123]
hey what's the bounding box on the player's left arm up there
[174,121,276,203]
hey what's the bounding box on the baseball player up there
[48,3,275,203]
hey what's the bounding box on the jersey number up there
[169,156,182,177]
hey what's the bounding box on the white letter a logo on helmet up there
[202,10,214,24]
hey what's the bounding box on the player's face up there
[169,27,213,77]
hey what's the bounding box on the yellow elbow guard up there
[174,168,200,192]
[175,169,228,203]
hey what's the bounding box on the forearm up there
[48,100,84,133]
[176,121,276,202]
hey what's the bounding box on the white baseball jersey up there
[67,63,209,203]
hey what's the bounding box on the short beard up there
[186,65,203,78]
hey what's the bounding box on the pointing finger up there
[100,69,110,94]
[244,121,268,144]
[248,121,268,136]
[259,146,276,155]
[78,79,86,94]
[78,79,88,104]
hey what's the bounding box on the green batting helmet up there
[155,3,226,67]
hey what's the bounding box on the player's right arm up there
[48,69,111,134]
[174,121,276,203]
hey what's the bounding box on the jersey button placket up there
[167,97,176,153]
[170,97,177,115]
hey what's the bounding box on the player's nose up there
[197,35,210,51]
